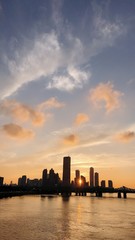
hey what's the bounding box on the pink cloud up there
[89,82,123,113]
[2,123,34,140]
[74,113,89,125]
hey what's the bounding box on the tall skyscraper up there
[95,172,99,187]
[75,170,80,179]
[75,170,80,186]
[21,175,27,186]
[42,169,48,186]
[62,156,71,186]
[90,167,94,187]
[49,168,55,186]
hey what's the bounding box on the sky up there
[0,0,135,188]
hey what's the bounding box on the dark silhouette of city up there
[0,156,135,199]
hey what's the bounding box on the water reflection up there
[0,195,135,240]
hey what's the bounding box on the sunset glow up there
[0,0,135,188]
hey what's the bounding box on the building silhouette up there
[101,180,106,188]
[108,180,113,188]
[80,175,87,187]
[62,156,71,186]
[0,177,4,186]
[42,169,48,187]
[95,172,99,187]
[18,175,27,187]
[74,170,80,186]
[27,178,42,188]
[90,167,94,187]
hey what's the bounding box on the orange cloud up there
[2,123,34,140]
[89,82,123,113]
[74,113,89,125]
[0,100,48,126]
[63,134,79,146]
[115,131,135,143]
[38,97,65,110]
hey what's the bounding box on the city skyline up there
[0,0,135,188]
[0,155,120,189]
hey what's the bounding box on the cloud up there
[74,113,89,126]
[88,1,126,58]
[47,66,90,91]
[63,134,79,146]
[38,97,65,110]
[0,100,45,126]
[0,1,126,99]
[2,32,86,98]
[89,82,123,113]
[115,131,135,143]
[2,123,34,140]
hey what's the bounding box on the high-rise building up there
[0,177,4,186]
[21,175,27,186]
[108,180,113,188]
[62,156,71,186]
[18,177,22,186]
[49,168,55,186]
[75,170,80,179]
[42,169,48,187]
[18,175,27,187]
[95,172,99,187]
[75,170,80,186]
[80,175,86,187]
[90,167,94,187]
[101,180,106,188]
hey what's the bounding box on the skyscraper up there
[21,175,27,186]
[75,170,80,186]
[90,167,94,187]
[62,156,71,186]
[108,180,113,188]
[75,170,80,179]
[95,172,99,187]
[42,169,48,187]
[0,177,4,186]
[101,180,106,188]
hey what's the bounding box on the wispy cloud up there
[88,1,126,57]
[89,82,123,113]
[0,1,126,99]
[115,131,135,143]
[38,97,65,111]
[2,123,34,140]
[74,113,89,126]
[2,32,86,98]
[47,66,90,91]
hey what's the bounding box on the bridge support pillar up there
[99,191,102,197]
[118,192,121,198]
[123,192,127,199]
[96,191,103,197]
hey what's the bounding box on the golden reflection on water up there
[0,195,135,240]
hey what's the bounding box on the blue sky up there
[0,0,135,187]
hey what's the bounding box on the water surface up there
[0,194,135,240]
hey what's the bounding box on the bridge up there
[0,185,135,199]
[57,185,135,198]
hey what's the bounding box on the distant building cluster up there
[0,156,113,189]
[89,167,113,188]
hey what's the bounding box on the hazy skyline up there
[0,0,135,187]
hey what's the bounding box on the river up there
[0,194,135,240]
